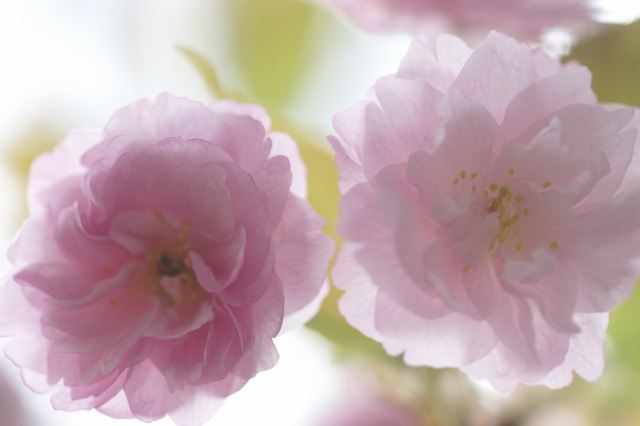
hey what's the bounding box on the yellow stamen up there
[154,210,167,224]
[549,241,559,250]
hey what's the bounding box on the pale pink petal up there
[498,67,596,145]
[189,228,246,293]
[542,313,607,388]
[108,211,174,256]
[249,154,292,228]
[371,76,443,159]
[333,243,382,341]
[28,132,99,214]
[274,195,334,317]
[454,32,537,123]
[375,291,498,367]
[208,99,271,130]
[397,37,472,93]
[269,132,307,198]
[330,102,369,192]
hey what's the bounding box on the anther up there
[154,210,168,224]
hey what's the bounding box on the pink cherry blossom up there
[325,0,596,41]
[0,94,333,425]
[330,32,640,391]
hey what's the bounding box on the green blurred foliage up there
[2,122,59,227]
[176,46,225,99]
[567,20,640,107]
[221,0,330,108]
[608,281,640,373]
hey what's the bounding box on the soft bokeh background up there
[1,0,640,425]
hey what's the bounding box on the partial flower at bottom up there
[330,31,640,392]
[0,94,334,425]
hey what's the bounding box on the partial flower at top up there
[0,94,334,425]
[324,0,597,42]
[330,31,640,392]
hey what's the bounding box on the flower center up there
[452,167,560,263]
[140,213,202,304]
[487,184,522,251]
[156,253,190,277]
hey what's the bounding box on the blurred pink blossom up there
[0,366,31,426]
[325,0,596,41]
[314,366,421,426]
[0,94,333,425]
[330,32,640,391]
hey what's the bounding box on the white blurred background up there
[0,0,639,425]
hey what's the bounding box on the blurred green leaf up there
[176,46,225,98]
[222,0,327,106]
[608,280,640,372]
[2,121,60,227]
[567,20,640,107]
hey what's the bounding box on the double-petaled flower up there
[331,32,640,391]
[0,95,333,425]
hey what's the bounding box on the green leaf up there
[567,20,640,107]
[176,46,225,99]
[221,0,327,106]
[608,280,640,372]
